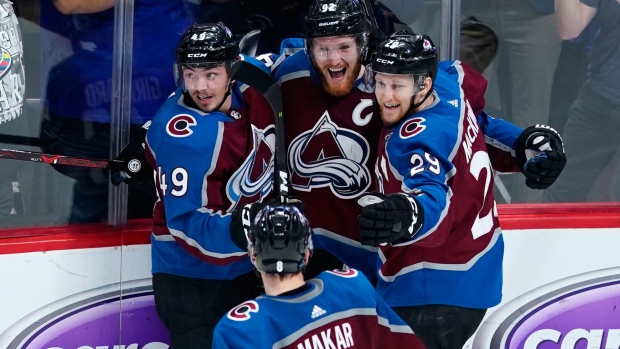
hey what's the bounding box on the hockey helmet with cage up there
[174,22,239,90]
[303,0,369,60]
[249,204,312,274]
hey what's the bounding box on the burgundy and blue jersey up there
[273,51,382,278]
[146,56,276,280]
[374,61,523,309]
[212,269,425,349]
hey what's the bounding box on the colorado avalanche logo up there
[423,39,432,52]
[0,48,11,79]
[400,117,426,139]
[226,124,275,209]
[227,301,259,322]
[326,269,358,278]
[166,114,197,137]
[288,112,371,199]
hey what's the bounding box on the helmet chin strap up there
[213,88,232,113]
[406,85,434,116]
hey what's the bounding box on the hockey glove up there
[111,121,152,186]
[516,124,567,190]
[357,192,424,246]
[229,200,274,251]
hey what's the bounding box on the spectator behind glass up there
[39,0,194,223]
[462,0,563,203]
[459,16,499,75]
[212,205,426,349]
[548,20,598,135]
[0,1,25,217]
[544,0,620,203]
[196,0,411,57]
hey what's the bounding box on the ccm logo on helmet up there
[167,114,197,137]
[376,58,394,65]
[187,53,210,58]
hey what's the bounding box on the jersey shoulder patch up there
[399,117,427,140]
[226,300,260,322]
[325,268,358,278]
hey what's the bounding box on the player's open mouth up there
[327,67,346,81]
[197,95,213,102]
[384,102,400,110]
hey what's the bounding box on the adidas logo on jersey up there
[311,305,327,319]
[448,99,458,108]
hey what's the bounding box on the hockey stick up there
[229,59,290,203]
[359,0,387,64]
[0,148,123,170]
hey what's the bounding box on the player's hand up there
[111,122,152,186]
[110,141,152,186]
[229,200,276,251]
[357,192,424,246]
[516,124,567,190]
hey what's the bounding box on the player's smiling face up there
[311,35,363,97]
[374,73,417,126]
[183,65,231,113]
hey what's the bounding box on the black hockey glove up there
[111,121,152,186]
[516,124,567,190]
[357,192,424,246]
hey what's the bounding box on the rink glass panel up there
[0,0,618,230]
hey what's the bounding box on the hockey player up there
[144,22,279,349]
[357,32,566,349]
[272,0,382,279]
[212,204,426,349]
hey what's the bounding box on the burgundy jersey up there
[373,61,522,308]
[274,51,382,276]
